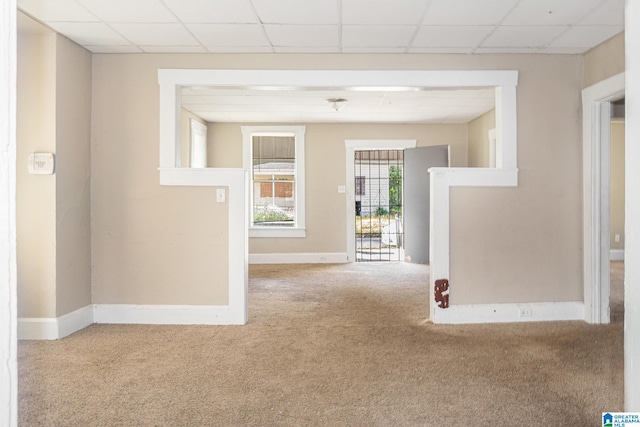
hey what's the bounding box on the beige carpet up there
[19,262,623,426]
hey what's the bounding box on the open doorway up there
[354,149,404,262]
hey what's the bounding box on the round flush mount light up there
[327,98,348,112]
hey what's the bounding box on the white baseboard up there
[610,249,625,261]
[18,305,94,340]
[433,301,585,324]
[249,252,348,264]
[93,304,234,325]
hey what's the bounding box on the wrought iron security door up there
[354,150,404,262]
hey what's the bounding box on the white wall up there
[625,0,640,411]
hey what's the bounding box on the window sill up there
[249,227,306,238]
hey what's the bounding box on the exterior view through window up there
[252,134,296,227]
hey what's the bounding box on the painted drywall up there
[467,109,495,168]
[611,121,625,250]
[54,35,92,317]
[92,52,585,307]
[206,122,466,255]
[92,55,230,305]
[584,32,625,88]
[17,17,93,319]
[16,30,57,318]
[449,54,584,304]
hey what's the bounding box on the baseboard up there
[93,304,235,325]
[249,252,348,264]
[433,301,584,324]
[18,305,94,340]
[610,249,625,261]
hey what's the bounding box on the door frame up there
[345,140,417,262]
[582,72,624,324]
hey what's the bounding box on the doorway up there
[354,149,404,262]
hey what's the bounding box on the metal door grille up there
[354,150,404,262]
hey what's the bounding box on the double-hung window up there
[242,126,306,238]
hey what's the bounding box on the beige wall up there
[17,30,57,318]
[584,32,625,88]
[92,55,230,305]
[450,55,584,304]
[17,17,94,318]
[207,122,467,254]
[54,35,93,317]
[611,121,625,250]
[91,52,585,307]
[467,109,495,168]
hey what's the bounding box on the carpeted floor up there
[18,262,624,426]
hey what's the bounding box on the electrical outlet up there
[519,307,532,317]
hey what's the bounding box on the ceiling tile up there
[481,26,567,48]
[141,45,208,53]
[474,46,542,53]
[47,22,131,46]
[187,23,269,47]
[264,25,339,47]
[408,47,473,53]
[342,47,409,53]
[342,0,429,25]
[205,46,274,53]
[87,45,142,53]
[18,0,99,22]
[422,0,519,25]
[162,0,257,24]
[537,47,585,54]
[579,0,624,25]
[274,46,340,53]
[502,0,602,26]
[548,25,623,49]
[111,23,200,46]
[413,26,493,48]
[252,0,339,24]
[342,25,416,48]
[78,0,176,23]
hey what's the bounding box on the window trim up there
[242,125,306,238]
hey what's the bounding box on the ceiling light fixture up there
[327,98,348,112]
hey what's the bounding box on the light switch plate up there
[28,152,55,175]
[338,185,346,193]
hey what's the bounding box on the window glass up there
[252,135,296,227]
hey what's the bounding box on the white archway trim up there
[582,72,625,324]
[158,69,519,325]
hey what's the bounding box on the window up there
[242,126,306,238]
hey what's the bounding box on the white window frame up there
[242,125,306,238]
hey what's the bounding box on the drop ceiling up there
[17,0,624,124]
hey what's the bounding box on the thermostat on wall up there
[28,152,55,175]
